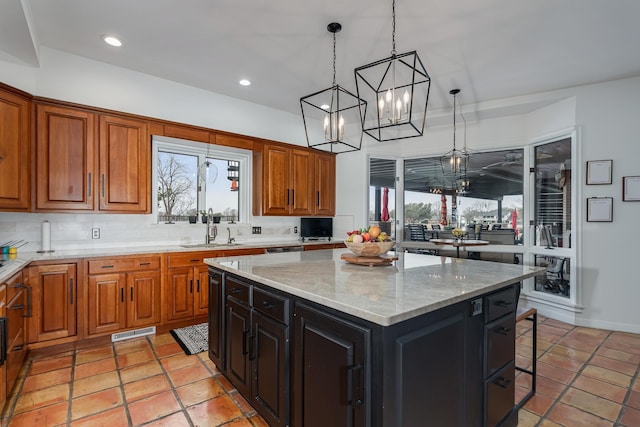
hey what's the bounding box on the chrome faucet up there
[227,227,235,245]
[205,208,217,244]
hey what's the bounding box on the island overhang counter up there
[205,249,544,427]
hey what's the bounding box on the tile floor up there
[0,315,639,426]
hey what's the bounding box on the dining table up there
[429,238,490,258]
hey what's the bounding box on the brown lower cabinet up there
[27,263,77,344]
[87,256,161,335]
[166,252,212,323]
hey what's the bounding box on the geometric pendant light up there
[354,0,431,142]
[300,23,366,153]
[440,88,470,193]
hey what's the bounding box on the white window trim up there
[151,135,252,223]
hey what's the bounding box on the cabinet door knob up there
[494,376,512,389]
[495,300,513,308]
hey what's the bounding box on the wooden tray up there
[341,253,398,266]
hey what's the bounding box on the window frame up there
[152,136,252,223]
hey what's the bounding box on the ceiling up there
[2,1,640,120]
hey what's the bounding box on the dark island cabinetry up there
[209,266,520,427]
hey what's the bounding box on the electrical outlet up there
[294,226,298,234]
[92,228,100,239]
[252,226,262,234]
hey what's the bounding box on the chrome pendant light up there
[300,23,366,153]
[354,0,431,142]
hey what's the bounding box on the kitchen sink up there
[180,243,242,248]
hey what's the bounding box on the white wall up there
[1,48,639,332]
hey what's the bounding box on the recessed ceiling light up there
[102,35,122,47]
[320,104,330,110]
[239,79,251,86]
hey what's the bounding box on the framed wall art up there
[586,160,612,185]
[587,197,613,222]
[623,176,640,201]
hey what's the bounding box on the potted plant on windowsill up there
[200,210,208,223]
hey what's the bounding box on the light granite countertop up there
[0,240,338,283]
[205,249,544,326]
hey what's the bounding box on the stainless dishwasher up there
[265,246,304,253]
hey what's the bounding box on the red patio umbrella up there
[381,187,389,221]
[440,194,448,226]
[510,209,518,238]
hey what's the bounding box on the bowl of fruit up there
[345,225,395,257]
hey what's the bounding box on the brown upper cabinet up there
[0,86,31,211]
[314,151,336,216]
[35,104,150,213]
[254,143,315,216]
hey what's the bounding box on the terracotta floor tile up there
[589,354,638,376]
[621,406,640,427]
[231,390,256,415]
[127,390,181,425]
[187,394,244,426]
[536,338,557,352]
[149,332,177,346]
[113,337,152,355]
[535,376,568,400]
[71,387,123,420]
[537,420,564,427]
[28,355,74,376]
[6,401,68,426]
[634,379,640,392]
[517,409,541,427]
[538,323,570,337]
[119,360,163,384]
[571,327,610,339]
[249,414,270,427]
[116,347,156,368]
[537,361,577,385]
[69,406,128,427]
[547,344,592,362]
[547,402,617,427]
[73,356,117,380]
[582,364,633,388]
[538,352,585,372]
[142,411,192,427]
[75,347,115,365]
[572,375,628,404]
[123,374,171,403]
[522,393,555,416]
[560,387,621,421]
[21,367,72,393]
[154,342,184,358]
[160,353,200,372]
[167,363,211,388]
[596,346,640,365]
[556,334,603,353]
[607,331,640,349]
[224,418,255,427]
[216,374,235,392]
[627,390,640,410]
[176,377,225,407]
[542,318,574,331]
[201,358,222,375]
[13,383,70,414]
[516,334,533,348]
[72,371,120,397]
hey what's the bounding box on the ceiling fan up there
[482,152,524,169]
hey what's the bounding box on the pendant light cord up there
[391,0,397,55]
[332,30,337,86]
[452,92,457,150]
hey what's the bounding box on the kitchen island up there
[205,249,544,427]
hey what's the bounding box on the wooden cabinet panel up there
[262,144,290,215]
[289,148,314,216]
[214,133,254,150]
[208,268,225,369]
[88,256,160,274]
[28,263,77,343]
[36,104,96,210]
[127,270,161,328]
[88,273,126,334]
[99,115,149,212]
[226,297,252,397]
[194,266,209,317]
[314,151,336,216]
[166,266,195,321]
[4,271,28,397]
[0,88,30,210]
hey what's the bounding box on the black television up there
[300,217,333,240]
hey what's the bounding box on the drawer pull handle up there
[9,304,24,311]
[13,344,24,352]
[69,278,74,305]
[348,365,364,407]
[130,287,134,301]
[495,300,513,307]
[102,265,114,269]
[242,330,249,355]
[262,301,274,309]
[139,262,151,266]
[121,288,124,303]
[190,259,200,263]
[190,280,193,293]
[496,327,513,335]
[494,377,512,389]
[197,279,200,293]
[230,288,241,294]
